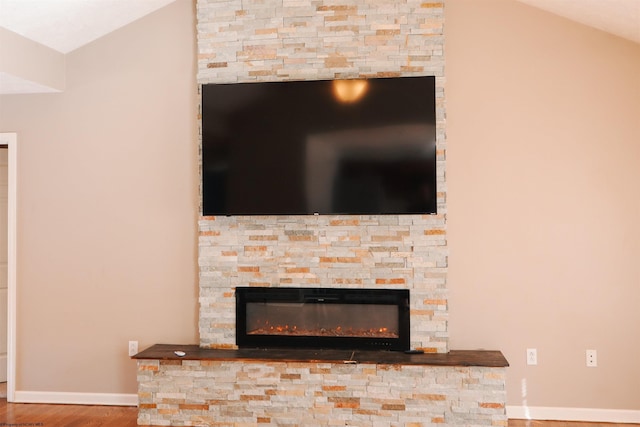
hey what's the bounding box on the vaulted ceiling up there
[517,0,640,44]
[0,0,177,94]
[0,0,638,95]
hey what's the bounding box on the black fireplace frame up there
[235,287,410,351]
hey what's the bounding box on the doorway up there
[0,133,16,402]
[0,147,7,386]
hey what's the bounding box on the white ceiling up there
[0,0,178,94]
[0,0,638,94]
[517,0,640,44]
[0,0,178,53]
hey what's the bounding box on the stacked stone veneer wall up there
[197,0,449,353]
[137,359,507,426]
[138,2,509,425]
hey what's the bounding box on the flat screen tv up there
[201,76,437,216]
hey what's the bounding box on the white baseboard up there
[507,405,640,424]
[13,391,138,406]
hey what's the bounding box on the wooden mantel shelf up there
[133,344,509,367]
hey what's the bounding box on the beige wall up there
[0,0,199,393]
[446,0,640,409]
[0,0,638,411]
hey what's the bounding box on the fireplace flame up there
[249,321,398,338]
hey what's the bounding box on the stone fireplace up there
[134,1,509,425]
[197,0,448,352]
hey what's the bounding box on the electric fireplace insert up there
[236,287,410,351]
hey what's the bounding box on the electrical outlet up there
[586,349,597,367]
[526,348,537,365]
[128,340,139,357]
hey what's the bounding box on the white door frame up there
[0,132,17,402]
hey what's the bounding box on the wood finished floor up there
[0,393,638,427]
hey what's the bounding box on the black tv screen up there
[202,76,437,216]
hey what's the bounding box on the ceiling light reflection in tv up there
[201,76,437,216]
